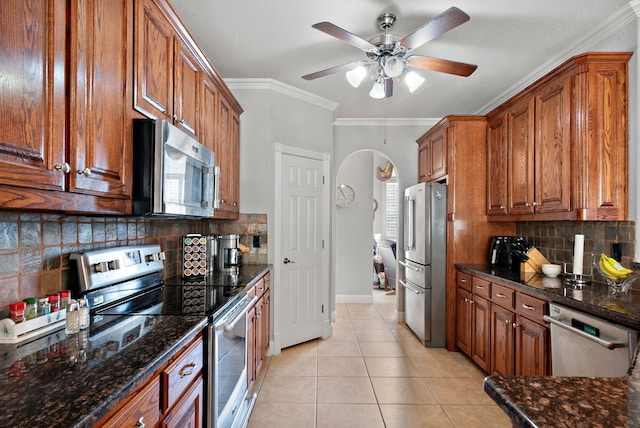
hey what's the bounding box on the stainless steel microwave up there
[132,119,219,217]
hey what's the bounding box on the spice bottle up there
[38,297,51,316]
[78,298,90,330]
[47,293,60,312]
[23,298,37,320]
[9,302,26,324]
[59,290,71,311]
[65,300,80,334]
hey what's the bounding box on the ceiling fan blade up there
[406,55,477,77]
[302,61,368,80]
[400,7,470,51]
[312,22,379,53]
[384,79,393,98]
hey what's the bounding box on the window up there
[385,179,398,238]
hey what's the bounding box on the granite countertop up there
[0,264,271,428]
[455,264,640,427]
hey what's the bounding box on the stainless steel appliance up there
[132,119,220,217]
[71,245,257,428]
[488,236,531,269]
[399,182,447,347]
[544,303,639,377]
[215,234,242,274]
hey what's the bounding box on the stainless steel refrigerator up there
[400,182,447,347]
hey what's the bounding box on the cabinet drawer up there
[163,336,204,412]
[100,376,161,428]
[515,293,546,324]
[472,277,491,299]
[491,283,514,309]
[254,276,267,296]
[456,271,471,291]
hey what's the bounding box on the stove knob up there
[94,262,108,273]
[158,251,166,261]
[146,254,157,263]
[108,260,121,270]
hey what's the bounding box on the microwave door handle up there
[201,165,216,208]
[213,165,220,209]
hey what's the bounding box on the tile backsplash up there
[0,211,268,309]
[516,221,636,272]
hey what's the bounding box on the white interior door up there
[275,146,329,350]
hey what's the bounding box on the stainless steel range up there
[70,244,257,428]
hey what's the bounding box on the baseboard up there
[336,294,374,304]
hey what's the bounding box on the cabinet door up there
[534,75,571,214]
[0,0,66,192]
[507,96,535,215]
[134,0,174,119]
[101,376,161,428]
[515,315,548,376]
[262,288,271,361]
[471,295,490,372]
[247,305,257,389]
[430,129,447,181]
[417,140,431,183]
[174,39,199,138]
[456,287,472,356]
[230,110,241,214]
[214,94,234,216]
[490,304,515,375]
[255,295,266,376]
[486,113,508,215]
[162,375,203,428]
[200,75,219,153]
[69,0,132,198]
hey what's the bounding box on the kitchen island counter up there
[456,264,640,427]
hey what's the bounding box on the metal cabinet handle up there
[524,202,531,207]
[77,168,92,176]
[513,322,518,329]
[475,285,485,289]
[504,319,510,324]
[496,293,507,298]
[179,119,186,125]
[499,205,505,210]
[532,201,538,206]
[135,417,145,428]
[179,362,196,378]
[55,162,70,174]
[460,279,467,283]
[521,303,536,311]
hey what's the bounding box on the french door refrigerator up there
[400,181,447,347]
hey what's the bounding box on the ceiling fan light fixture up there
[382,56,404,78]
[369,79,386,99]
[345,65,367,87]
[405,70,425,93]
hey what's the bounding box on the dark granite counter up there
[455,264,640,427]
[0,264,271,428]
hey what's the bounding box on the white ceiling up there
[171,0,631,119]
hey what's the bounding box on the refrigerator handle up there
[399,278,423,295]
[399,259,424,272]
[404,196,414,251]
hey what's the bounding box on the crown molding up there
[475,3,638,114]
[333,117,441,127]
[225,78,340,112]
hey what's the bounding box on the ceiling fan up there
[302,7,477,98]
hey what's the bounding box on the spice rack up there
[0,311,66,344]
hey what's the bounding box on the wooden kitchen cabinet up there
[100,376,162,428]
[487,52,631,221]
[162,376,203,428]
[247,271,271,390]
[0,0,132,214]
[417,123,447,182]
[490,303,516,376]
[213,95,241,218]
[455,272,491,372]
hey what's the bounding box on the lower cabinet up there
[247,271,271,391]
[456,269,549,376]
[97,334,204,428]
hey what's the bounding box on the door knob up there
[283,258,296,264]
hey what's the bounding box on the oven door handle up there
[216,295,258,332]
[542,315,626,350]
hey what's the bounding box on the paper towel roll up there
[573,234,584,275]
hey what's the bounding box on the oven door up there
[208,295,257,428]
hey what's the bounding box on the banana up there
[602,254,633,276]
[598,253,633,281]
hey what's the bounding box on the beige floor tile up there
[266,353,317,377]
[364,357,420,378]
[318,356,368,377]
[316,404,385,428]
[317,340,362,357]
[371,377,438,404]
[380,404,455,428]
[359,341,406,357]
[324,328,358,342]
[278,339,317,357]
[410,355,472,378]
[355,329,397,342]
[256,376,316,404]
[454,354,489,383]
[332,316,354,330]
[247,403,316,428]
[426,377,495,405]
[352,319,390,330]
[443,404,513,428]
[317,377,377,404]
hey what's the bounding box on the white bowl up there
[541,263,562,277]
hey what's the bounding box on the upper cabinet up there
[417,123,447,183]
[486,52,631,221]
[0,0,132,214]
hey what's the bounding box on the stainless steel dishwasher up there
[543,303,638,377]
